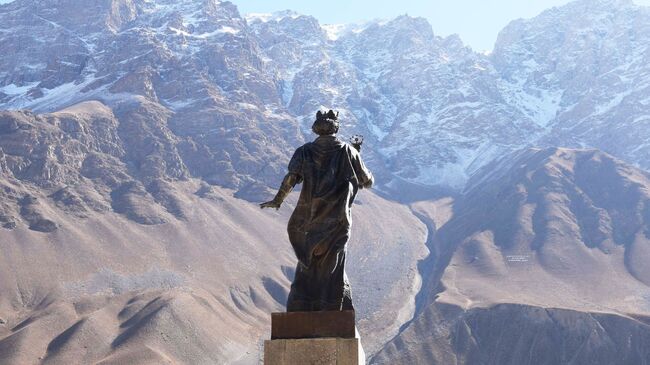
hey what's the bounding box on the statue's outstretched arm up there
[259,173,301,210]
[352,152,373,189]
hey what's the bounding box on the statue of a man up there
[260,110,373,312]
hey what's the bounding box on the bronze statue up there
[260,110,373,311]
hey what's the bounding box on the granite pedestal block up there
[264,311,365,365]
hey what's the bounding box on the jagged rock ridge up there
[0,0,649,194]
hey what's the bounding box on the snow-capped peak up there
[245,10,301,24]
[321,21,375,40]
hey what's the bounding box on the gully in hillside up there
[260,110,373,311]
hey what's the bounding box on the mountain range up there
[1,0,650,363]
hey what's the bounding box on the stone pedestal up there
[264,311,365,365]
[264,338,364,365]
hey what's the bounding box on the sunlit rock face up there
[247,0,650,190]
[0,0,303,199]
[2,0,650,194]
[492,0,650,173]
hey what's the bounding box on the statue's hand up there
[260,199,282,210]
[349,134,363,152]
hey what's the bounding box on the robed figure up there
[260,110,373,311]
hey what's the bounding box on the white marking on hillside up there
[0,82,39,95]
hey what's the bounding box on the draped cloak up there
[285,135,373,311]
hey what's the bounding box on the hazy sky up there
[233,0,650,51]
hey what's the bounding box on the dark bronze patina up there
[260,110,373,312]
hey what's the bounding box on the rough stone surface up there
[264,338,364,365]
[271,311,356,339]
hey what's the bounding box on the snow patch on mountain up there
[1,77,104,112]
[321,21,378,40]
[245,10,301,24]
[0,82,39,95]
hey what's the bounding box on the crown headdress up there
[312,109,340,135]
[316,110,338,121]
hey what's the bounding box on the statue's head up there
[312,110,339,136]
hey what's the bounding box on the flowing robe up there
[284,135,373,311]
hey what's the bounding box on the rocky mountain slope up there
[373,148,650,364]
[0,0,302,195]
[374,303,650,365]
[247,0,650,189]
[0,102,427,363]
[0,189,427,364]
[493,0,650,171]
[1,0,649,192]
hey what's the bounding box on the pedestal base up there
[264,311,365,364]
[271,310,356,339]
[264,337,365,365]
